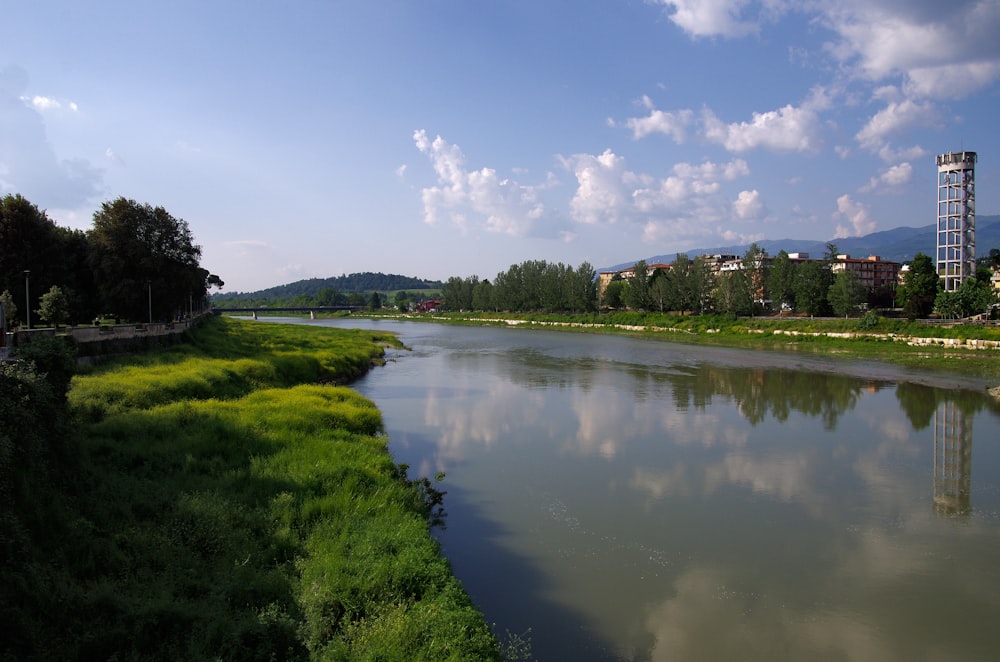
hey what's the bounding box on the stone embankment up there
[3,315,208,363]
[434,316,1000,351]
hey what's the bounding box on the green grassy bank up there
[2,316,500,661]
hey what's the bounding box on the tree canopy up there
[88,198,210,322]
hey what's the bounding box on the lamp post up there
[23,269,30,329]
[147,279,152,324]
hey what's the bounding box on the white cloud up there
[560,149,758,247]
[855,98,940,151]
[832,194,876,238]
[702,102,822,153]
[821,1,1000,99]
[859,162,912,193]
[413,129,546,237]
[654,0,761,38]
[560,148,634,225]
[21,95,79,112]
[0,65,102,208]
[625,95,695,141]
[733,189,764,220]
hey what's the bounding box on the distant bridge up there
[212,306,363,319]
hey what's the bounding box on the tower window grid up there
[936,151,976,292]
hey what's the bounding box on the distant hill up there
[214,272,443,302]
[603,214,1000,272]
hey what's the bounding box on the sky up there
[2,0,999,293]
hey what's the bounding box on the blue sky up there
[2,1,998,292]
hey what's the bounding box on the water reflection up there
[934,400,973,516]
[297,321,1000,661]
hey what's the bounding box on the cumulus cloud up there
[821,1,1000,98]
[622,92,825,154]
[733,189,764,220]
[559,148,757,246]
[653,0,762,38]
[859,162,912,193]
[0,65,102,207]
[855,98,941,151]
[832,194,876,238]
[625,95,695,141]
[653,2,1000,101]
[703,102,822,153]
[413,129,546,237]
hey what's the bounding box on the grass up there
[7,316,500,661]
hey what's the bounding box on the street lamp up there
[147,279,152,324]
[23,269,30,330]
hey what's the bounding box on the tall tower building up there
[936,151,977,291]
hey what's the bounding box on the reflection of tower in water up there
[933,400,973,516]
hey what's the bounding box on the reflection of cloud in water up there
[422,380,545,469]
[630,465,693,501]
[569,385,749,459]
[644,566,892,661]
[705,451,820,502]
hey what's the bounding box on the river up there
[262,317,1000,661]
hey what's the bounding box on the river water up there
[264,317,1000,661]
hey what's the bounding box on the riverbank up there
[6,316,500,660]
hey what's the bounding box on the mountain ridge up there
[215,272,444,300]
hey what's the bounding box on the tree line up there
[440,260,599,313]
[440,244,997,320]
[0,194,221,328]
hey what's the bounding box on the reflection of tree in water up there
[681,365,880,430]
[894,381,991,431]
[494,346,998,440]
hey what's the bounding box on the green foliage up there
[444,260,597,314]
[828,270,866,317]
[793,260,832,316]
[858,310,881,330]
[14,333,78,400]
[88,197,210,322]
[4,317,498,660]
[1,194,99,325]
[36,284,71,327]
[934,277,997,319]
[899,252,939,319]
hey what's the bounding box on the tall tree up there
[88,198,208,322]
[742,243,769,314]
[0,195,72,326]
[689,255,714,313]
[769,250,796,310]
[649,268,672,313]
[898,252,939,319]
[472,278,494,311]
[624,260,650,311]
[602,277,624,309]
[827,270,866,317]
[713,270,752,317]
[793,260,831,316]
[569,261,598,313]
